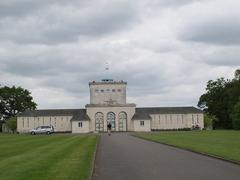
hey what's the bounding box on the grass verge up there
[0,133,98,180]
[134,130,240,163]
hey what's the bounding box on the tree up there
[198,70,240,129]
[0,86,37,121]
[231,101,240,130]
[6,117,17,133]
[234,69,240,80]
[198,78,231,128]
[204,114,217,129]
[0,120,4,132]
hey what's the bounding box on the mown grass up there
[0,133,98,180]
[134,130,240,163]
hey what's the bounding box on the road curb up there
[133,135,240,166]
[89,134,100,180]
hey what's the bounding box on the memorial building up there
[17,79,204,133]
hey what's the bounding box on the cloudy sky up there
[0,0,239,109]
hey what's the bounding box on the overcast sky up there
[0,0,239,109]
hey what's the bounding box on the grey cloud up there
[0,1,44,17]
[203,48,240,66]
[146,0,199,7]
[179,19,240,45]
[178,0,240,46]
[0,0,89,18]
[1,0,239,109]
[0,1,139,44]
[178,42,240,67]
[1,53,104,77]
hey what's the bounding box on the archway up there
[118,112,127,131]
[95,112,104,132]
[107,112,116,131]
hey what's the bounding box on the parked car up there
[30,126,54,135]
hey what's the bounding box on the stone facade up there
[89,80,127,105]
[17,79,204,133]
[17,116,72,133]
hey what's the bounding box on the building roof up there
[70,109,90,121]
[18,106,202,121]
[132,106,203,120]
[18,109,90,121]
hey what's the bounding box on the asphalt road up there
[93,133,240,180]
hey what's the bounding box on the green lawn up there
[134,130,240,163]
[0,133,98,180]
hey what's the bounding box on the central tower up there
[86,78,136,132]
[89,79,127,105]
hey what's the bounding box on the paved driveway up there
[93,133,240,180]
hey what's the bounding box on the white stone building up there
[17,79,204,133]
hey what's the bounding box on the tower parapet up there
[89,79,127,105]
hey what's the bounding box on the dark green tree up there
[231,101,240,130]
[198,69,240,129]
[198,78,230,128]
[0,86,37,121]
[5,116,17,133]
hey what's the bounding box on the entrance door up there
[107,112,116,131]
[95,112,104,132]
[118,112,127,131]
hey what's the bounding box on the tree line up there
[198,69,240,130]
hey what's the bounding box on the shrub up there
[6,117,17,133]
[231,101,240,130]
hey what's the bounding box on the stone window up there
[118,89,122,92]
[95,89,99,92]
[112,89,116,92]
[107,112,116,130]
[95,112,104,132]
[140,121,144,126]
[78,122,83,127]
[118,112,127,131]
[101,89,104,92]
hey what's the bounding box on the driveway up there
[93,133,240,180]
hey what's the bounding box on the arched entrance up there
[95,112,104,132]
[118,112,127,131]
[107,112,116,131]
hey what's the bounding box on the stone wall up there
[133,120,151,132]
[89,82,127,105]
[150,113,204,130]
[17,116,72,133]
[86,105,136,132]
[72,121,90,133]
